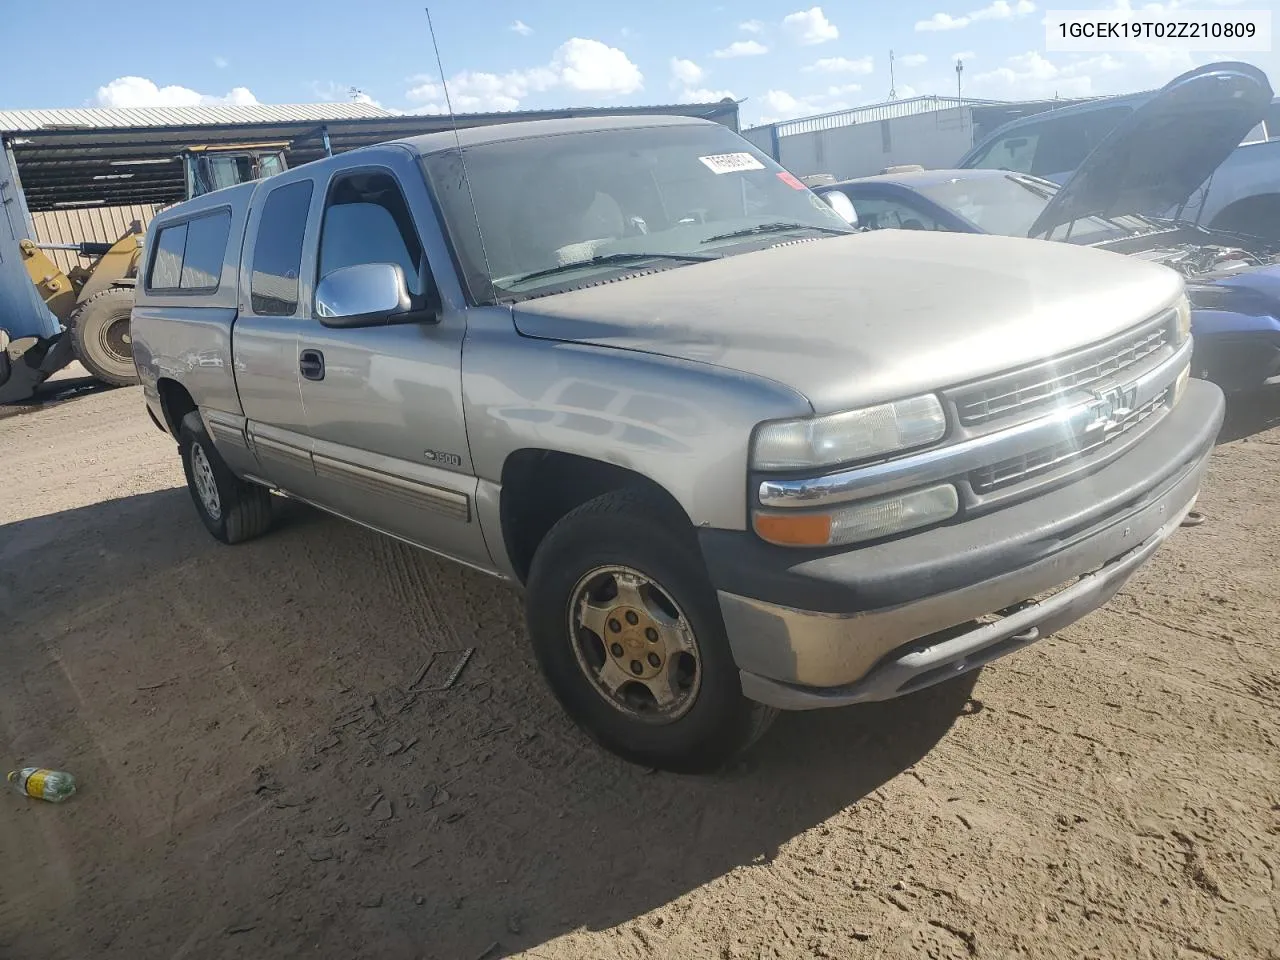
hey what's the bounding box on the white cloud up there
[670,57,704,86]
[510,19,533,35]
[916,0,1035,31]
[760,89,821,121]
[804,56,874,74]
[969,49,1131,99]
[95,76,259,108]
[405,38,642,113]
[714,40,769,58]
[896,84,920,99]
[555,38,643,93]
[953,50,976,61]
[213,56,228,69]
[682,87,737,102]
[900,53,928,67]
[782,6,839,44]
[917,13,970,30]
[739,19,765,32]
[757,84,860,124]
[670,57,732,102]
[971,0,1036,21]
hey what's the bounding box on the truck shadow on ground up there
[0,375,116,421]
[1,488,980,960]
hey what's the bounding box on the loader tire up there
[69,287,138,386]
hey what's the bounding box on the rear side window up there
[251,180,314,316]
[149,223,188,290]
[146,210,231,292]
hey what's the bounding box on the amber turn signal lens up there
[752,511,833,546]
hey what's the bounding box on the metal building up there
[743,94,1093,181]
[0,97,741,398]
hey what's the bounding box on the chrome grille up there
[955,314,1172,427]
[970,388,1169,493]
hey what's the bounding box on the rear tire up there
[525,488,777,774]
[69,287,137,386]
[178,411,273,544]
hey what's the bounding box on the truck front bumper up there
[701,379,1225,710]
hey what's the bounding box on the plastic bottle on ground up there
[8,768,77,802]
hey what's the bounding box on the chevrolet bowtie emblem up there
[1083,384,1138,434]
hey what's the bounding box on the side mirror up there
[822,190,859,228]
[315,262,415,328]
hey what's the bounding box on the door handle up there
[299,349,325,381]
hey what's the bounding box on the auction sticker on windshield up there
[699,153,766,174]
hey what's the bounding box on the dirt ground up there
[1,378,1278,960]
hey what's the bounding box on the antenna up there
[889,50,897,101]
[955,58,964,103]
[425,6,496,300]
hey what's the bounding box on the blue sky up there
[3,0,1275,126]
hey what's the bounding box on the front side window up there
[250,180,314,316]
[423,123,854,301]
[967,106,1134,179]
[968,131,1040,174]
[317,170,428,296]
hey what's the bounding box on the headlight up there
[753,483,959,547]
[752,394,946,470]
[1173,293,1192,345]
[1173,363,1190,405]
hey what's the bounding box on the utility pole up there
[889,49,897,100]
[955,59,964,103]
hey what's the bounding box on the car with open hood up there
[816,62,1280,392]
[130,113,1223,773]
[957,61,1280,241]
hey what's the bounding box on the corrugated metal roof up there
[0,102,392,132]
[4,100,742,210]
[753,95,1009,139]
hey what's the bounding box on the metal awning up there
[3,101,741,211]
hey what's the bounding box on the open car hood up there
[1026,61,1273,239]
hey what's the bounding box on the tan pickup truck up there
[131,115,1224,772]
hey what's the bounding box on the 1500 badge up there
[424,449,463,468]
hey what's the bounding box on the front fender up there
[461,309,812,532]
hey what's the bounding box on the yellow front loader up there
[1,142,288,403]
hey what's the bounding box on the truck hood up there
[1027,61,1273,238]
[511,231,1184,414]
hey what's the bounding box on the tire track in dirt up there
[371,536,459,651]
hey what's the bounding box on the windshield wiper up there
[701,222,854,244]
[507,251,718,285]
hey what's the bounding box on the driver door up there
[296,151,489,570]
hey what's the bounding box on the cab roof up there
[395,114,717,154]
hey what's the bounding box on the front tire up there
[525,488,777,774]
[68,287,138,386]
[178,411,273,544]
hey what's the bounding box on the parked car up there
[132,114,1223,773]
[817,63,1280,392]
[957,62,1280,241]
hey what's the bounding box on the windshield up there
[422,123,854,301]
[912,174,1157,243]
